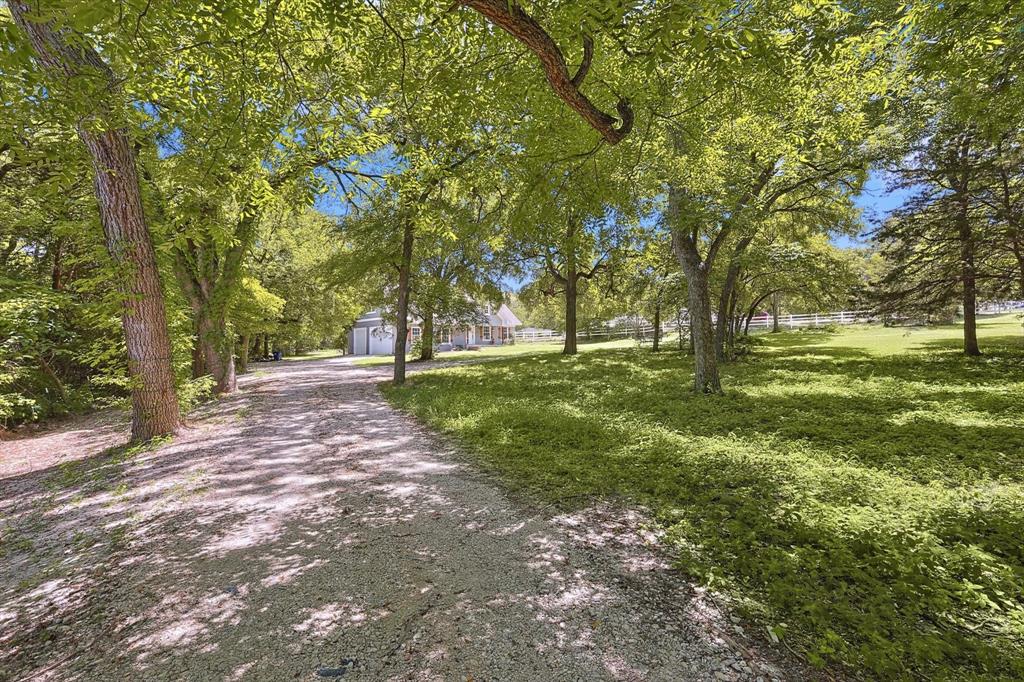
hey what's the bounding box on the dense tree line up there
[1,0,1022,435]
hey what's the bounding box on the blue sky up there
[838,170,910,248]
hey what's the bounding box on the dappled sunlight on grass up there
[384,316,1024,679]
[3,357,786,680]
[351,336,647,367]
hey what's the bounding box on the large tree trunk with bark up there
[10,3,181,441]
[676,308,685,351]
[670,188,722,393]
[238,334,249,374]
[393,219,415,385]
[1010,236,1024,299]
[958,199,981,356]
[173,211,254,395]
[85,130,182,436]
[195,309,236,393]
[563,270,578,355]
[714,237,753,361]
[176,266,237,394]
[419,308,435,361]
[192,342,206,379]
[652,303,661,352]
[685,268,721,393]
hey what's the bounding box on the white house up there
[346,303,522,356]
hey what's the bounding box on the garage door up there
[353,327,368,355]
[369,328,394,355]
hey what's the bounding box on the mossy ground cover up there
[383,315,1024,680]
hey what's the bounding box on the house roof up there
[355,310,384,323]
[495,303,522,327]
[352,302,521,329]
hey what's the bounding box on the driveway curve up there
[1,358,809,681]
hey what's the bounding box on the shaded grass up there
[383,315,1024,680]
[282,348,344,362]
[351,336,648,366]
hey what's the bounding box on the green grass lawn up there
[351,335,648,366]
[281,348,345,361]
[384,315,1024,680]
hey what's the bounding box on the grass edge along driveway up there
[383,316,1024,681]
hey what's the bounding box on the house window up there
[482,325,492,341]
[440,329,451,344]
[411,327,421,339]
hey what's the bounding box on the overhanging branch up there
[458,0,633,144]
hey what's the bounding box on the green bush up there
[177,375,215,413]
[0,279,98,427]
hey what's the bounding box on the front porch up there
[434,324,514,351]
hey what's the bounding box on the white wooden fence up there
[513,300,1024,345]
[513,309,873,344]
[978,300,1024,314]
[747,309,872,330]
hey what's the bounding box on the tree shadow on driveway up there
[0,358,805,681]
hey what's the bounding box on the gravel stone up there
[0,357,826,681]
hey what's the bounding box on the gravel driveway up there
[0,358,811,681]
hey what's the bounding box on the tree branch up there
[570,34,593,87]
[458,0,632,144]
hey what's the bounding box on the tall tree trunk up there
[238,334,249,374]
[743,289,778,336]
[176,267,237,394]
[563,272,578,355]
[1010,236,1024,299]
[670,188,722,393]
[196,310,236,393]
[419,308,434,361]
[393,218,415,385]
[192,340,206,379]
[714,237,753,361]
[176,211,253,395]
[263,334,270,359]
[727,288,740,351]
[959,202,981,356]
[676,308,685,351]
[678,259,721,393]
[772,293,781,333]
[652,302,661,352]
[84,132,182,436]
[10,3,181,441]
